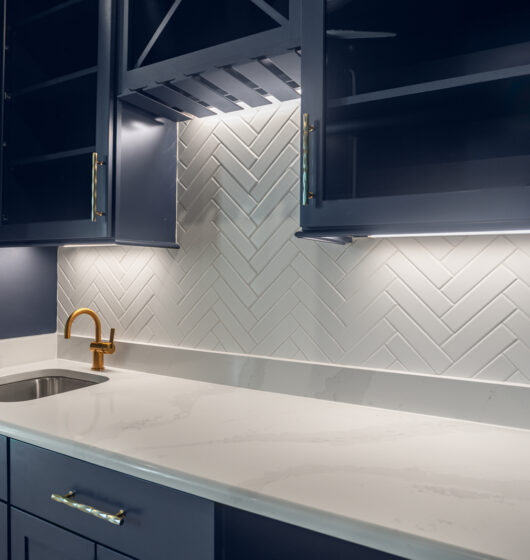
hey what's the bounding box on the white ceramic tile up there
[386,279,452,344]
[57,100,530,385]
[386,251,452,315]
[442,237,516,302]
[442,266,516,331]
[443,296,516,360]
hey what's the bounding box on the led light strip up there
[369,230,530,238]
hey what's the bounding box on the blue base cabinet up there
[11,510,134,560]
[0,502,7,560]
[1,438,403,560]
[219,506,402,560]
[0,436,6,502]
[11,509,95,560]
[10,440,215,560]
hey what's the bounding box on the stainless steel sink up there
[0,369,108,402]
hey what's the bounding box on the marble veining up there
[0,359,528,560]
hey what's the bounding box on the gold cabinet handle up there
[92,152,105,222]
[302,113,315,206]
[51,491,125,526]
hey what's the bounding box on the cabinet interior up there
[1,0,99,226]
[324,0,530,201]
[127,0,286,70]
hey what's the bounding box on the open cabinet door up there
[0,0,114,245]
[299,0,530,241]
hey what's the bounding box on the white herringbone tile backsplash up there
[58,100,530,385]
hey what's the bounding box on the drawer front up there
[11,508,95,560]
[11,440,216,560]
[0,502,7,560]
[0,436,6,502]
[97,546,134,560]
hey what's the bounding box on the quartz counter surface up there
[0,359,528,560]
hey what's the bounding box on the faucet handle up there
[105,327,116,355]
[90,327,116,355]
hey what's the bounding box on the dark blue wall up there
[0,247,57,339]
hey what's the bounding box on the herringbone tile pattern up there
[58,100,530,385]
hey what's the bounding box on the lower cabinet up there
[0,436,7,502]
[3,439,403,560]
[11,508,95,560]
[0,502,7,560]
[219,506,403,560]
[10,440,215,560]
[11,509,134,560]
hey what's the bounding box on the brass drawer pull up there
[91,152,105,222]
[51,491,125,526]
[302,113,315,206]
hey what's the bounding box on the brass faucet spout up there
[63,308,115,371]
[64,307,102,342]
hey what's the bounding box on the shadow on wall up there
[0,247,57,339]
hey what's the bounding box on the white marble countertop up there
[0,358,528,560]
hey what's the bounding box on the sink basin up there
[0,369,108,402]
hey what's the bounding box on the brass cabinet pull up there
[51,491,125,526]
[92,152,105,222]
[302,113,315,206]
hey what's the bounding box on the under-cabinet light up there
[61,244,119,248]
[369,230,530,238]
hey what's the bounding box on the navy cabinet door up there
[11,508,95,560]
[97,546,133,560]
[220,506,403,560]
[0,502,7,560]
[299,0,530,239]
[0,0,114,245]
[0,435,6,502]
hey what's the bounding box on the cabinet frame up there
[118,0,302,94]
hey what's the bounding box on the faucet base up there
[91,350,105,372]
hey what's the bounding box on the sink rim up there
[0,368,109,402]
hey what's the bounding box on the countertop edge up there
[0,419,501,560]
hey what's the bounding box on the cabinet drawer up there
[0,436,6,502]
[11,440,216,560]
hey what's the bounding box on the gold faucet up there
[64,308,115,371]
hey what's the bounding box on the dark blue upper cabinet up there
[299,0,530,242]
[97,547,134,560]
[0,0,114,245]
[117,0,302,121]
[0,0,179,248]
